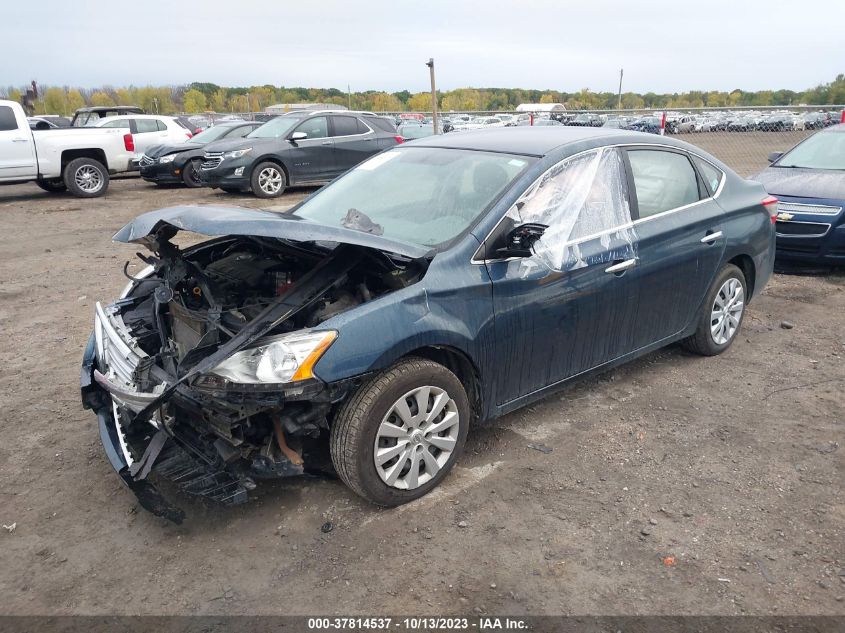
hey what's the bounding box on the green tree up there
[90,91,115,107]
[182,88,207,113]
[407,92,433,112]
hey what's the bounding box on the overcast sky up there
[2,0,841,94]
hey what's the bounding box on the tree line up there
[3,74,843,116]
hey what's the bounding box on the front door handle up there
[700,230,723,244]
[321,141,332,145]
[605,258,637,274]
[12,138,29,143]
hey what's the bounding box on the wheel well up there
[729,254,756,297]
[61,149,108,171]
[251,157,289,184]
[405,346,482,424]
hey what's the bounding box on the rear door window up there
[331,116,361,137]
[0,106,19,131]
[627,149,701,218]
[135,119,160,133]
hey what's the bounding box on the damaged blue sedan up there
[81,127,776,522]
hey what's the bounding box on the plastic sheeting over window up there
[506,148,636,271]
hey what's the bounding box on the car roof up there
[408,127,657,157]
[96,114,176,122]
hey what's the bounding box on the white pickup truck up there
[0,99,136,197]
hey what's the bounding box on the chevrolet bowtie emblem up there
[777,212,794,221]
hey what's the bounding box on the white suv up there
[95,115,192,166]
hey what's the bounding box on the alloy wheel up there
[75,165,103,193]
[373,385,460,490]
[710,277,744,345]
[258,167,283,194]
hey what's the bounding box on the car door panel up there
[482,147,639,404]
[329,116,380,177]
[623,148,725,349]
[0,104,37,179]
[286,116,332,182]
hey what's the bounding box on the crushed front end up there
[81,210,427,522]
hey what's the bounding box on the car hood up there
[145,142,204,158]
[113,205,434,260]
[202,137,280,153]
[753,166,845,200]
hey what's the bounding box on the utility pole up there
[347,84,352,110]
[617,68,624,110]
[426,58,438,134]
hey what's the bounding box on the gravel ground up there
[0,148,842,617]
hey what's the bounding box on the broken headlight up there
[206,330,337,385]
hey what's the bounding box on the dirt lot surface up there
[1,157,843,617]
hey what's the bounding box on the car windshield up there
[292,148,536,248]
[189,126,235,143]
[247,116,302,139]
[777,131,845,170]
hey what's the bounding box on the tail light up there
[394,135,405,144]
[194,128,202,135]
[185,131,193,139]
[762,195,779,223]
[123,133,134,152]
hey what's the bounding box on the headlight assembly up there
[224,148,252,159]
[207,330,337,385]
[159,154,176,164]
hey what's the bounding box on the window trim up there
[472,142,727,265]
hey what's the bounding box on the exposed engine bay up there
[84,221,427,522]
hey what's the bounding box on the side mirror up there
[289,131,307,142]
[496,223,548,258]
[768,151,783,164]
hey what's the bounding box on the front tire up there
[330,358,470,506]
[250,161,286,198]
[181,160,202,188]
[63,157,109,198]
[682,264,747,356]
[36,178,67,193]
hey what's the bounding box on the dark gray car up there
[199,111,402,197]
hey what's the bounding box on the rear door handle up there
[321,141,332,145]
[605,258,637,274]
[700,230,723,244]
[12,138,28,143]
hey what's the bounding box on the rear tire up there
[330,358,470,506]
[250,161,286,198]
[682,264,747,356]
[181,160,202,188]
[36,178,67,193]
[63,157,109,198]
